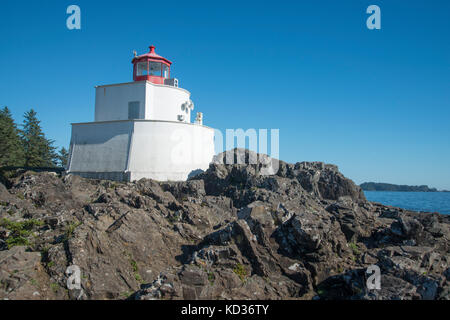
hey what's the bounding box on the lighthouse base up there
[67,120,215,182]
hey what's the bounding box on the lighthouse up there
[66,46,215,181]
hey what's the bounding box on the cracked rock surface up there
[0,149,448,300]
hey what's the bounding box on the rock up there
[390,217,424,239]
[136,179,176,205]
[316,269,422,300]
[237,202,275,231]
[325,200,375,242]
[0,181,11,200]
[0,246,61,300]
[366,275,421,300]
[0,149,448,300]
[161,180,206,200]
[293,162,366,202]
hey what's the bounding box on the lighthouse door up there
[128,101,142,119]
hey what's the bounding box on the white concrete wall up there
[68,121,133,172]
[67,120,215,182]
[145,82,192,123]
[128,120,214,181]
[95,82,146,121]
[95,81,192,123]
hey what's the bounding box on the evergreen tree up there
[0,106,25,166]
[21,109,57,167]
[57,147,69,168]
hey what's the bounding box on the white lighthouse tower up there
[66,45,215,181]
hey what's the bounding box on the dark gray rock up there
[0,149,448,300]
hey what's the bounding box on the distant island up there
[360,182,449,192]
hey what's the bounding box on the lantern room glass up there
[162,64,169,78]
[149,61,162,76]
[136,61,148,76]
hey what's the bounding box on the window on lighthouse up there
[128,101,142,119]
[149,61,162,76]
[162,64,169,78]
[136,61,148,76]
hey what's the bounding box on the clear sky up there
[0,0,449,189]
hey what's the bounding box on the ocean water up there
[364,191,450,215]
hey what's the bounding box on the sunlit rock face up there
[0,150,448,300]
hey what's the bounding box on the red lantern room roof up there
[132,45,173,84]
[132,45,172,65]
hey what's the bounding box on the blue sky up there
[0,0,449,189]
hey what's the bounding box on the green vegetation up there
[121,291,133,299]
[126,252,143,284]
[134,273,143,283]
[130,259,138,273]
[208,271,215,285]
[348,242,360,256]
[64,221,81,240]
[360,182,438,192]
[5,236,30,248]
[50,282,60,293]
[167,213,181,224]
[0,106,68,168]
[0,218,44,249]
[21,109,57,167]
[233,263,248,282]
[317,288,326,296]
[0,107,25,166]
[40,245,50,255]
[56,147,69,168]
[234,234,244,244]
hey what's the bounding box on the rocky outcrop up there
[0,246,63,299]
[0,149,448,300]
